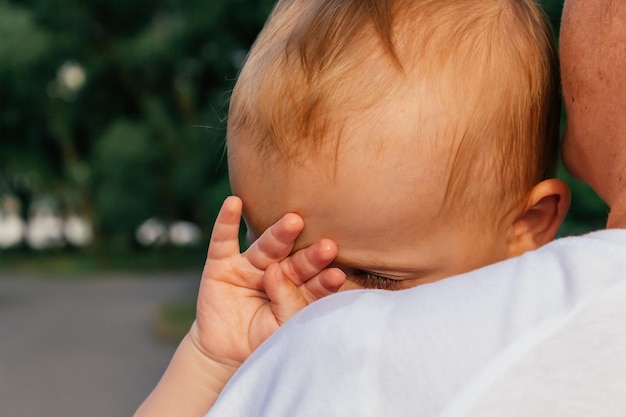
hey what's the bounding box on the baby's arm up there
[134,196,345,417]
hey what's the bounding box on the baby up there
[135,0,569,415]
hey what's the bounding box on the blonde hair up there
[228,0,560,220]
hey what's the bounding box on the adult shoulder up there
[208,230,626,417]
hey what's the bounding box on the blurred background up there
[0,0,609,415]
[0,0,278,271]
[0,0,608,269]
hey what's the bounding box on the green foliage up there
[92,120,162,236]
[154,299,197,344]
[1,0,275,253]
[0,0,611,267]
[0,3,49,75]
[557,164,609,236]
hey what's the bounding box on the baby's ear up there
[506,179,571,258]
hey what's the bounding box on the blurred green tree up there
[0,0,610,261]
[1,0,274,252]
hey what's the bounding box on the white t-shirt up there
[207,230,626,417]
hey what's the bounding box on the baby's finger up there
[264,263,308,325]
[279,239,338,286]
[206,196,243,260]
[245,213,304,269]
[298,268,346,303]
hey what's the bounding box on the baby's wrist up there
[133,326,241,415]
[185,322,242,387]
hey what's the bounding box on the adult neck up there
[607,191,626,229]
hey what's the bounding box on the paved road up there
[0,272,199,417]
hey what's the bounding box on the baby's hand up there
[133,196,345,416]
[190,196,345,367]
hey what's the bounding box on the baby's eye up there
[351,270,401,290]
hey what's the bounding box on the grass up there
[0,246,207,277]
[153,299,197,344]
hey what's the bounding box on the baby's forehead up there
[233,124,453,213]
[276,80,463,162]
[232,94,479,198]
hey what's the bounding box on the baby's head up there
[227,0,569,289]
